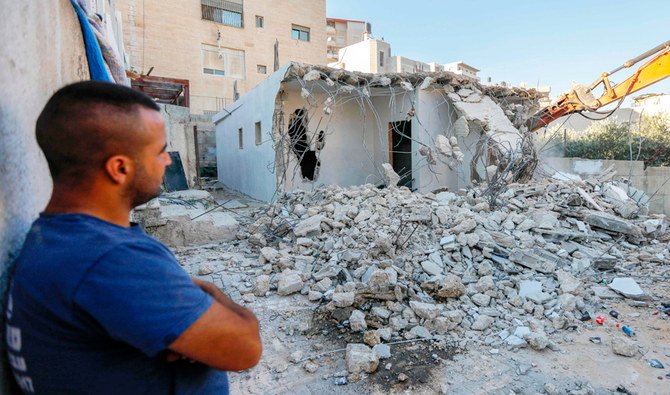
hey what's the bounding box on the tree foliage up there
[564,114,670,168]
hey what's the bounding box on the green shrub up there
[563,114,670,168]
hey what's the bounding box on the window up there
[379,51,384,67]
[201,0,243,28]
[202,44,245,79]
[336,35,345,45]
[255,122,262,145]
[238,128,244,149]
[291,25,310,41]
[351,34,361,43]
[257,65,267,74]
[255,15,264,28]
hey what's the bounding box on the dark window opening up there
[288,109,319,180]
[255,15,264,28]
[389,121,412,188]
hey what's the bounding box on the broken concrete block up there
[253,275,271,296]
[519,280,542,298]
[435,135,453,157]
[260,247,279,263]
[363,331,381,347]
[381,163,400,187]
[408,325,431,338]
[313,277,332,293]
[471,315,494,331]
[345,344,379,374]
[277,270,303,296]
[332,292,355,308]
[452,218,477,234]
[505,335,527,348]
[308,291,323,301]
[366,269,393,291]
[419,76,434,90]
[524,332,549,351]
[583,211,641,237]
[608,278,648,300]
[421,260,443,276]
[471,293,491,307]
[556,270,581,294]
[509,248,558,274]
[409,301,442,320]
[612,337,638,357]
[592,285,623,300]
[436,274,465,299]
[349,310,367,332]
[372,344,391,359]
[293,215,324,237]
[197,263,215,275]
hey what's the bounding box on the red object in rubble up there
[595,316,605,325]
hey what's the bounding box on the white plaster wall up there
[214,66,289,201]
[0,0,89,390]
[280,86,385,192]
[413,89,462,192]
[337,40,376,73]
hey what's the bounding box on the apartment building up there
[326,18,372,62]
[329,34,391,73]
[117,0,326,114]
[444,61,480,81]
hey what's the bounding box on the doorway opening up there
[388,121,413,189]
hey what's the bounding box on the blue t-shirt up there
[6,213,229,394]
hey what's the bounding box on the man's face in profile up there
[127,108,172,207]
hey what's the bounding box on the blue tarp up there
[70,0,112,82]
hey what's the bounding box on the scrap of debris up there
[148,162,670,383]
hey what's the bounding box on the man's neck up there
[46,183,131,227]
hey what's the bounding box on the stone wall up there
[542,157,670,215]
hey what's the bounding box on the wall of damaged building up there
[0,0,90,391]
[279,86,397,192]
[412,88,465,192]
[214,66,289,201]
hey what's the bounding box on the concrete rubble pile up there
[237,173,669,374]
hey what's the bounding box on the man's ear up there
[104,155,134,185]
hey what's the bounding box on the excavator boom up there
[528,41,670,132]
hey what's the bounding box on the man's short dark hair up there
[36,81,161,183]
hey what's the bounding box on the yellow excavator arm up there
[528,40,670,132]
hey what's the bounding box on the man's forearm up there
[193,278,257,321]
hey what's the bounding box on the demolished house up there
[214,63,542,202]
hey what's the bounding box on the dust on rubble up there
[163,176,670,394]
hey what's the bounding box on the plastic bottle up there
[622,326,635,336]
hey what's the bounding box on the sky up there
[326,0,670,106]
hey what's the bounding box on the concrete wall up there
[213,65,290,202]
[117,0,327,114]
[543,157,670,215]
[336,38,390,74]
[413,89,464,192]
[0,0,90,390]
[160,104,215,187]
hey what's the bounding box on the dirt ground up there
[171,186,670,395]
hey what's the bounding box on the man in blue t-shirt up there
[5,81,262,394]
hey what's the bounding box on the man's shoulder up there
[15,213,171,281]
